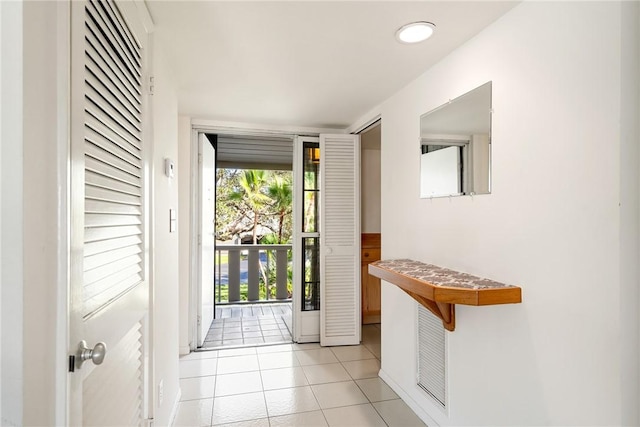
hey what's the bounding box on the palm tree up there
[229,170,270,244]
[267,175,292,243]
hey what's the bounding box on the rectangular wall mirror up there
[420,81,492,198]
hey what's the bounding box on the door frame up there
[188,121,343,350]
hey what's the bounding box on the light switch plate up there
[164,158,175,178]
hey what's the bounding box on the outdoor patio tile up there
[262,329,284,337]
[244,337,265,345]
[243,331,263,338]
[260,323,280,331]
[222,339,244,346]
[223,332,243,339]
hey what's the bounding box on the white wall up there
[0,2,23,425]
[361,125,381,233]
[20,2,67,424]
[366,2,639,425]
[177,116,192,355]
[151,45,181,425]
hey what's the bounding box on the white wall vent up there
[417,305,447,408]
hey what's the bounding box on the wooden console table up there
[368,259,522,331]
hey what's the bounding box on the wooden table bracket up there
[368,259,522,332]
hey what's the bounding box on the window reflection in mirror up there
[420,82,491,198]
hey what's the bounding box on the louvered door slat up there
[85,224,141,243]
[102,0,141,58]
[89,0,141,71]
[84,266,142,304]
[84,146,141,179]
[85,119,141,160]
[85,186,141,206]
[85,84,141,137]
[86,65,141,120]
[85,213,141,228]
[84,254,142,287]
[84,244,142,271]
[86,1,141,84]
[86,171,141,196]
[85,136,141,174]
[84,12,141,95]
[85,157,141,189]
[85,199,141,216]
[418,306,446,408]
[86,42,141,111]
[85,69,140,127]
[85,32,141,104]
[84,235,142,257]
[320,134,361,346]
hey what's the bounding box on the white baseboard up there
[179,345,190,356]
[168,389,181,427]
[378,368,440,427]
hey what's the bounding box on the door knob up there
[76,340,107,369]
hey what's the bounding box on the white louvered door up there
[69,0,151,425]
[319,134,361,346]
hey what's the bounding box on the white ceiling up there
[149,1,518,129]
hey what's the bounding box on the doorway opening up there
[358,120,382,357]
[191,128,363,352]
[198,133,295,350]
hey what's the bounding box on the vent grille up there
[417,305,446,408]
[83,0,144,318]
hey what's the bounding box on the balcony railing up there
[215,244,293,304]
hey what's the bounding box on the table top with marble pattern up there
[371,259,515,290]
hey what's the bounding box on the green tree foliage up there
[216,168,293,244]
[267,175,293,244]
[229,170,271,244]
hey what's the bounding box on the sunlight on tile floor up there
[176,324,427,426]
[202,303,293,348]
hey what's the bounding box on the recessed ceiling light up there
[396,22,436,44]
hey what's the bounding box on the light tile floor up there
[203,303,293,349]
[176,324,427,426]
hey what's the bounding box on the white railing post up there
[228,247,241,302]
[247,249,260,301]
[276,248,289,300]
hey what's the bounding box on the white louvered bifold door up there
[319,134,361,346]
[69,0,150,425]
[417,305,447,408]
